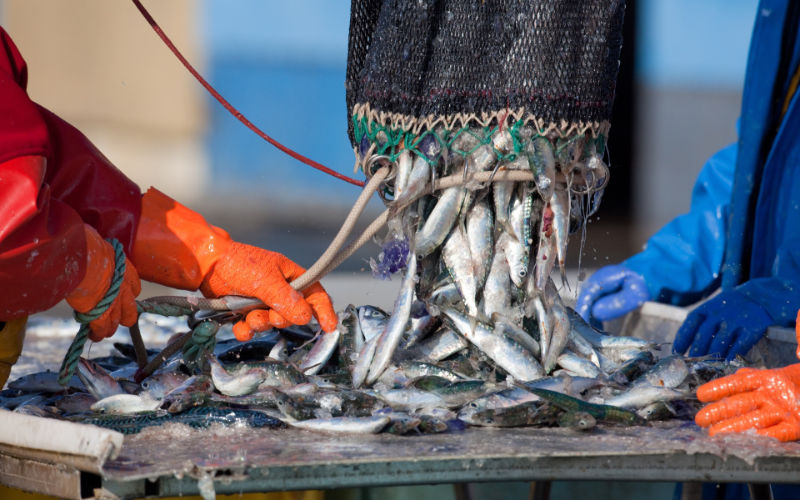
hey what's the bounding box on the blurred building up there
[0,0,210,205]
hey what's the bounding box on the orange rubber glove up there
[132,188,337,341]
[65,225,141,341]
[694,310,800,442]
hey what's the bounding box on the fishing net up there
[347,0,625,166]
[345,0,627,378]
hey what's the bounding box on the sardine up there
[90,394,160,415]
[415,187,466,258]
[393,150,413,200]
[412,327,469,362]
[481,242,512,319]
[544,301,570,373]
[287,415,390,434]
[603,385,688,410]
[550,188,570,286]
[442,225,479,316]
[77,358,125,400]
[299,329,341,375]
[367,253,417,384]
[527,137,556,201]
[466,198,494,291]
[394,155,430,206]
[442,308,544,381]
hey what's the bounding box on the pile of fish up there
[0,128,743,435]
[0,309,743,435]
[364,127,609,382]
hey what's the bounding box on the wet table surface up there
[97,421,800,499]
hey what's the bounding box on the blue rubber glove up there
[576,265,651,324]
[673,289,773,360]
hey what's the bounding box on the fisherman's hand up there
[199,242,337,340]
[673,289,773,360]
[695,362,800,442]
[576,265,649,326]
[66,225,141,341]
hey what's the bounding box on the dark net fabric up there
[346,0,626,143]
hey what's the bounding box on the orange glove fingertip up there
[233,321,255,342]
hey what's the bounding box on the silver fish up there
[481,242,512,320]
[499,231,527,289]
[90,394,160,415]
[288,415,390,434]
[393,150,413,200]
[544,301,570,374]
[268,336,290,362]
[412,327,469,361]
[556,351,603,379]
[442,308,544,381]
[531,293,553,371]
[527,137,556,201]
[352,334,380,388]
[534,206,556,291]
[603,385,688,410]
[442,225,479,317]
[367,253,417,384]
[550,188,571,286]
[632,355,689,389]
[299,329,341,375]
[466,198,494,291]
[394,155,430,206]
[415,187,466,258]
[566,308,654,350]
[77,358,125,400]
[207,355,265,397]
[357,305,389,343]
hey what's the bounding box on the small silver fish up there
[443,308,544,382]
[299,329,341,375]
[415,187,466,258]
[367,253,417,384]
[287,415,391,434]
[442,225,479,317]
[90,394,160,415]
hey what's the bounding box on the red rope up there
[130,0,365,187]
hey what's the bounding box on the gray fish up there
[550,188,571,286]
[556,351,603,379]
[481,242,512,320]
[499,231,527,289]
[534,209,556,291]
[442,308,544,381]
[632,355,689,389]
[207,354,265,397]
[531,293,553,371]
[566,308,654,350]
[415,187,466,258]
[466,197,494,291]
[393,154,430,206]
[367,253,417,384]
[393,150,413,200]
[77,358,125,400]
[91,394,160,415]
[268,336,290,362]
[412,327,469,362]
[8,371,84,393]
[603,385,688,410]
[527,137,556,201]
[442,225,479,316]
[287,415,390,434]
[352,334,380,388]
[357,305,389,343]
[544,301,570,374]
[299,329,341,375]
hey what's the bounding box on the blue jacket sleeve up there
[623,143,737,306]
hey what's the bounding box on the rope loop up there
[59,238,126,385]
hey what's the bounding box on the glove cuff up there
[65,225,115,313]
[132,188,233,290]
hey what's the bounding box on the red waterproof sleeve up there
[0,27,141,318]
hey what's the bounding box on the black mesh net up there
[346,0,626,149]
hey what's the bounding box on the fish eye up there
[519,270,527,277]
